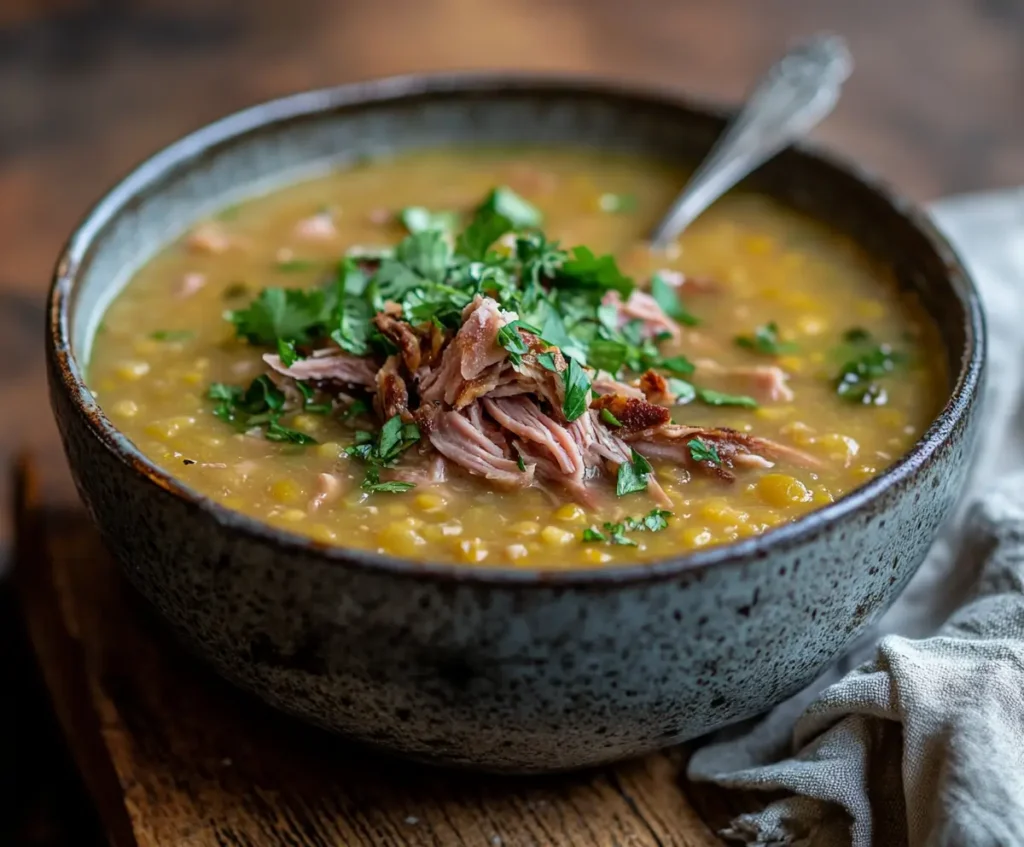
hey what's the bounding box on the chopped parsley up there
[479,186,543,228]
[687,438,721,466]
[561,356,591,422]
[228,287,328,345]
[616,449,654,497]
[650,273,700,327]
[516,453,527,472]
[360,467,416,494]
[582,509,672,546]
[697,388,758,408]
[666,377,698,405]
[537,351,559,372]
[735,322,797,356]
[836,344,905,405]
[497,320,532,367]
[400,206,460,235]
[149,329,194,342]
[266,420,317,445]
[276,338,300,367]
[207,376,317,444]
[600,407,622,427]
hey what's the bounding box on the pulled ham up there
[602,289,680,341]
[263,349,377,386]
[695,359,794,403]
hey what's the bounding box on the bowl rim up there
[47,70,986,587]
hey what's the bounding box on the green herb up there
[650,274,700,327]
[266,420,317,445]
[560,246,634,296]
[687,438,721,466]
[341,399,370,420]
[603,523,638,546]
[598,193,637,213]
[581,527,607,543]
[516,453,527,472]
[360,467,416,494]
[277,338,300,367]
[658,355,696,376]
[228,287,327,345]
[836,344,904,404]
[497,320,531,366]
[149,330,194,342]
[561,357,591,422]
[454,208,513,261]
[345,414,421,468]
[631,508,671,532]
[537,351,559,372]
[844,327,871,343]
[479,186,543,228]
[616,449,653,497]
[600,407,622,428]
[400,206,460,234]
[582,509,672,546]
[698,388,758,408]
[275,258,318,272]
[735,321,797,356]
[666,378,697,404]
[294,381,332,414]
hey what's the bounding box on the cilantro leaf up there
[229,287,326,345]
[588,339,629,374]
[266,420,317,445]
[277,338,300,367]
[600,407,622,427]
[735,321,797,356]
[658,355,696,376]
[537,351,559,372]
[616,448,653,497]
[560,246,634,295]
[698,388,758,408]
[650,274,700,327]
[602,522,638,546]
[836,344,904,404]
[400,206,460,234]
[687,438,721,466]
[345,415,421,467]
[581,527,607,543]
[666,377,697,404]
[479,186,543,228]
[638,508,671,532]
[561,356,591,422]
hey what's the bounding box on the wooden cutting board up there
[12,457,744,846]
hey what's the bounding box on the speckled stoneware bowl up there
[47,74,985,773]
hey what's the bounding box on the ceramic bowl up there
[47,74,985,772]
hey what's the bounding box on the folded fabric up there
[687,189,1024,847]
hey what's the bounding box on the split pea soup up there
[88,148,946,568]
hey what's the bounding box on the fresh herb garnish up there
[341,398,370,420]
[650,273,700,327]
[149,330,195,342]
[207,376,317,444]
[560,246,634,296]
[345,414,421,468]
[537,351,559,372]
[479,186,543,228]
[228,288,327,345]
[360,467,416,494]
[583,509,672,546]
[697,388,759,408]
[687,438,721,466]
[516,453,527,472]
[836,344,905,405]
[561,356,591,422]
[616,449,653,497]
[735,321,797,356]
[400,206,460,235]
[497,320,531,367]
[266,420,317,445]
[600,407,622,427]
[598,193,637,213]
[666,378,698,404]
[659,355,696,376]
[277,338,300,367]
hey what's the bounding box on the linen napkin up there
[687,188,1024,847]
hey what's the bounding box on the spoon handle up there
[649,34,852,249]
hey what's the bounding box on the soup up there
[88,149,946,567]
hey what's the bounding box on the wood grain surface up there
[12,458,747,847]
[3,0,1024,549]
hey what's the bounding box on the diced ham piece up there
[174,272,206,298]
[418,296,512,409]
[262,349,377,387]
[310,473,343,511]
[695,359,795,403]
[186,222,231,254]
[293,213,337,241]
[602,289,680,341]
[638,370,674,405]
[419,404,533,488]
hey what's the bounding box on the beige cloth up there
[687,189,1024,847]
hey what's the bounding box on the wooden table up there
[4,2,1024,844]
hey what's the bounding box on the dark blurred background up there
[2,1,1023,844]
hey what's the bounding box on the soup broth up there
[88,148,946,567]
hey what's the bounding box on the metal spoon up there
[649,33,853,250]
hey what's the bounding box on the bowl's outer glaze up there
[47,75,984,772]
